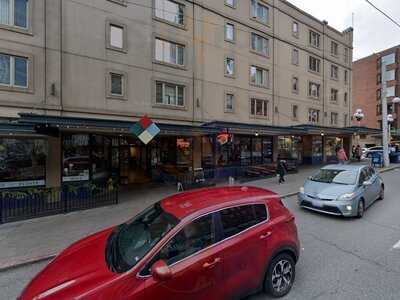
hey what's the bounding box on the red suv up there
[19,186,300,300]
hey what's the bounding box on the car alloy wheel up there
[357,200,364,218]
[265,253,295,298]
[379,186,384,200]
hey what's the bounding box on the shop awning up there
[292,124,381,136]
[0,122,36,135]
[17,114,219,136]
[203,121,307,136]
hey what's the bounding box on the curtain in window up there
[0,54,10,85]
[255,69,263,85]
[14,0,27,28]
[164,84,176,105]
[0,0,10,25]
[14,56,27,87]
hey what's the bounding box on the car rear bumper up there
[298,193,357,217]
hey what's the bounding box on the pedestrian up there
[351,145,356,159]
[336,146,348,164]
[355,145,362,162]
[276,156,288,184]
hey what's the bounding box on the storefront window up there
[278,136,302,160]
[62,134,90,182]
[202,136,215,169]
[262,137,273,163]
[0,138,47,189]
[252,138,262,165]
[92,135,111,180]
[176,138,192,169]
[312,136,323,162]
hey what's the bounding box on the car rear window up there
[220,204,268,239]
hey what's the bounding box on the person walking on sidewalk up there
[336,146,348,164]
[277,157,288,184]
[355,145,362,162]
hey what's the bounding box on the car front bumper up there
[298,193,358,217]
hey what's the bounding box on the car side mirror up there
[151,260,172,281]
[363,180,372,187]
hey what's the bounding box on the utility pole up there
[381,59,390,167]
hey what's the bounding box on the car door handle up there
[260,232,272,240]
[203,257,221,269]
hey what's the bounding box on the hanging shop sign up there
[130,116,160,145]
[217,132,233,145]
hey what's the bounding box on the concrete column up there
[46,136,61,188]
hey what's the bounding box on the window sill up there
[152,103,187,111]
[249,17,271,28]
[107,94,127,101]
[309,44,321,51]
[250,115,269,120]
[224,73,236,79]
[330,77,339,81]
[225,2,237,9]
[224,38,236,44]
[153,16,187,31]
[106,45,128,54]
[106,0,127,6]
[249,49,270,59]
[308,69,321,76]
[0,84,33,94]
[0,24,32,36]
[153,60,187,71]
[308,96,320,101]
[250,83,269,89]
[224,109,235,114]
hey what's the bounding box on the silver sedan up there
[298,165,384,218]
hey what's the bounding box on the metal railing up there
[0,182,118,224]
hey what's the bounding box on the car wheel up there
[379,185,384,200]
[264,253,295,298]
[357,200,364,218]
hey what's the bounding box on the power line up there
[364,0,400,29]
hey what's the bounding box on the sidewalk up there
[0,163,397,272]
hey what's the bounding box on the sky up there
[288,0,400,60]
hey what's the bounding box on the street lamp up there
[353,109,365,126]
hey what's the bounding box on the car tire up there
[264,253,295,298]
[357,200,364,218]
[379,185,384,200]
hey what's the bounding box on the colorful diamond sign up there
[130,116,160,144]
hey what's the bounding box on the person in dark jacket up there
[277,157,288,184]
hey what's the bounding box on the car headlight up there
[337,193,355,201]
[299,187,305,194]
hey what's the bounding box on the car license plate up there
[312,200,324,208]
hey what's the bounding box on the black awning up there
[293,124,362,136]
[0,122,36,135]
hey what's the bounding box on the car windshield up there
[106,203,179,273]
[310,169,357,185]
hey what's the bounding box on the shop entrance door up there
[119,139,150,185]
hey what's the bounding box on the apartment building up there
[0,0,357,191]
[353,45,400,146]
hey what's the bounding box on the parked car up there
[298,165,384,218]
[19,186,300,300]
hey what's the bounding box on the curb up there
[0,254,56,273]
[379,166,400,174]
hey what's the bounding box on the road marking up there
[392,240,400,250]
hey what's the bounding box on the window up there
[344,92,348,105]
[331,41,339,56]
[155,38,184,66]
[225,0,236,8]
[292,21,299,37]
[292,49,299,65]
[225,93,234,112]
[250,0,269,24]
[381,53,395,65]
[250,98,268,117]
[309,30,320,48]
[292,76,299,93]
[308,82,320,99]
[0,0,28,29]
[250,65,269,87]
[344,47,349,63]
[330,89,338,102]
[220,204,268,238]
[344,70,348,84]
[225,23,235,42]
[0,138,47,189]
[0,53,28,88]
[387,69,396,81]
[62,134,90,182]
[331,65,339,80]
[344,114,348,126]
[251,33,269,56]
[308,109,320,123]
[109,72,124,97]
[109,24,124,49]
[309,56,321,73]
[225,57,235,77]
[292,105,298,120]
[155,0,184,26]
[155,81,185,106]
[331,112,338,126]
[387,86,395,97]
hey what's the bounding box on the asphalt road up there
[2,170,400,300]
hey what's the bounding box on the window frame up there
[153,0,186,29]
[308,108,320,124]
[309,30,321,48]
[330,64,339,80]
[308,81,321,99]
[292,21,299,38]
[0,50,33,93]
[292,76,299,94]
[224,92,235,113]
[225,0,237,9]
[137,202,269,278]
[330,88,338,103]
[224,22,236,43]
[292,48,299,66]
[224,56,235,78]
[250,32,269,57]
[308,55,321,74]
[250,97,269,119]
[249,65,269,88]
[0,0,32,34]
[154,36,186,69]
[250,0,270,26]
[106,70,127,100]
[106,21,128,53]
[292,104,299,121]
[153,80,186,109]
[331,41,339,57]
[330,112,338,126]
